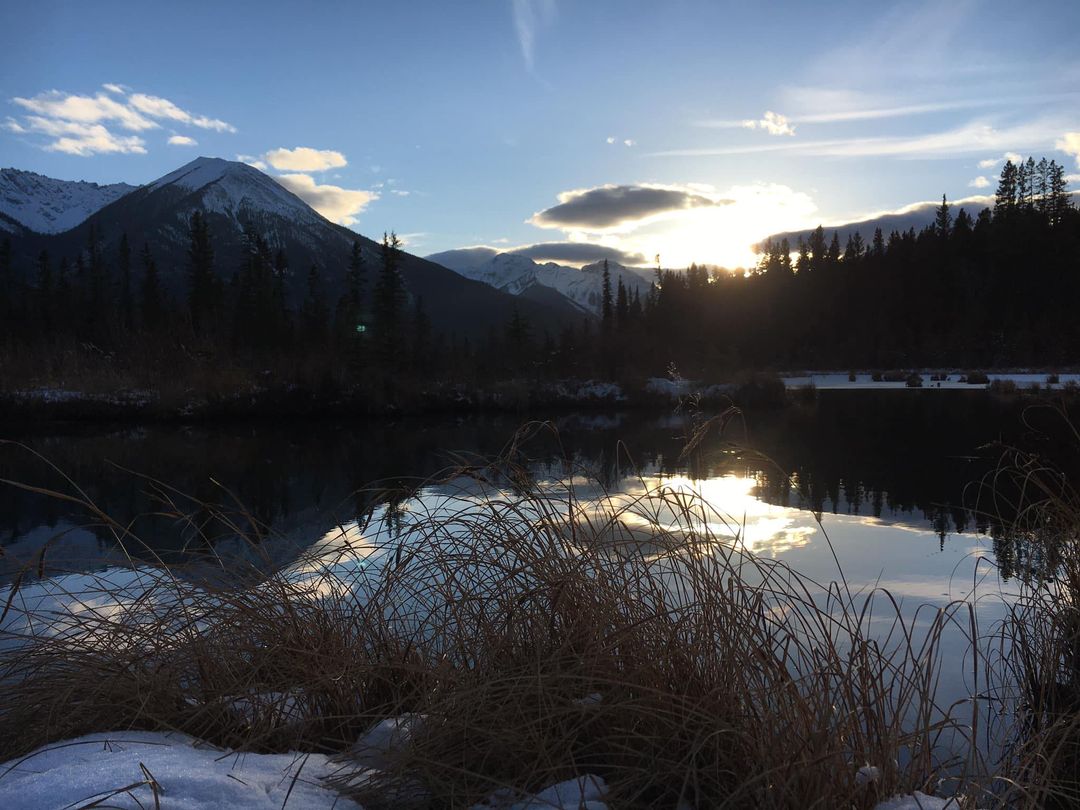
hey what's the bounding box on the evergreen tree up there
[995,160,1018,213]
[615,276,629,329]
[373,231,406,368]
[600,259,613,329]
[117,233,133,332]
[35,250,53,334]
[872,228,885,258]
[140,243,162,330]
[935,194,952,236]
[187,210,216,334]
[301,263,329,347]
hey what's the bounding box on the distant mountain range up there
[426,247,654,315]
[0,168,135,235]
[0,158,588,338]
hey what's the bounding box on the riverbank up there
[5,368,1077,423]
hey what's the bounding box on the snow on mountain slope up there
[0,168,136,234]
[149,156,327,227]
[426,248,652,315]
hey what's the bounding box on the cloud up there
[236,153,268,170]
[512,0,556,71]
[968,175,990,188]
[14,90,157,131]
[741,110,796,136]
[9,115,146,155]
[127,93,235,132]
[274,173,378,227]
[652,118,1078,160]
[263,146,347,172]
[168,134,197,146]
[623,139,636,147]
[1057,132,1080,167]
[530,184,733,230]
[508,241,649,266]
[6,86,234,155]
[606,136,616,144]
[978,151,1023,169]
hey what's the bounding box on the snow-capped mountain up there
[426,248,652,315]
[4,157,584,337]
[0,168,136,234]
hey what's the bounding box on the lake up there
[2,390,1070,592]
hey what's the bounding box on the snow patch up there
[0,731,359,810]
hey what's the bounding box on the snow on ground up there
[782,371,1080,390]
[0,168,135,234]
[0,731,360,810]
[873,791,961,809]
[0,727,612,810]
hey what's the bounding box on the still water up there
[2,390,1070,595]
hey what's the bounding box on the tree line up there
[0,155,1077,397]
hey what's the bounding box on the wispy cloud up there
[652,117,1078,160]
[512,0,556,71]
[167,134,197,147]
[978,151,1023,169]
[5,85,234,155]
[275,173,378,227]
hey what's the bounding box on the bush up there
[871,371,883,382]
[731,371,787,409]
[848,371,857,382]
[0,439,971,809]
[1047,373,1060,385]
[989,378,1019,394]
[905,373,923,388]
[882,370,908,382]
[966,371,989,385]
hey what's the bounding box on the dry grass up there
[1,419,1073,808]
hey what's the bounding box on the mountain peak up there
[149,156,260,193]
[147,156,323,225]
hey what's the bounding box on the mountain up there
[0,168,136,234]
[757,197,999,252]
[426,248,653,315]
[4,157,584,338]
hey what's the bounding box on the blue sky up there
[2,0,1079,267]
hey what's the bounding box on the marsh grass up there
[0,420,1068,808]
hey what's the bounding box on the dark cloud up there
[509,241,648,266]
[530,184,732,229]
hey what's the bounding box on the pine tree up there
[140,243,162,330]
[600,259,613,329]
[995,160,1018,214]
[934,194,952,237]
[301,263,329,347]
[187,211,216,334]
[36,250,53,334]
[0,237,11,328]
[410,296,431,373]
[872,228,886,259]
[615,276,629,329]
[118,233,133,332]
[373,232,406,368]
[1048,160,1070,226]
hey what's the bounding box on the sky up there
[1,0,1079,268]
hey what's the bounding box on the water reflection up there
[1,391,1075,586]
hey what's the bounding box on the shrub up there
[905,373,923,388]
[966,371,989,385]
[1047,373,1060,385]
[989,378,1019,394]
[731,371,787,409]
[882,370,907,382]
[871,371,883,382]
